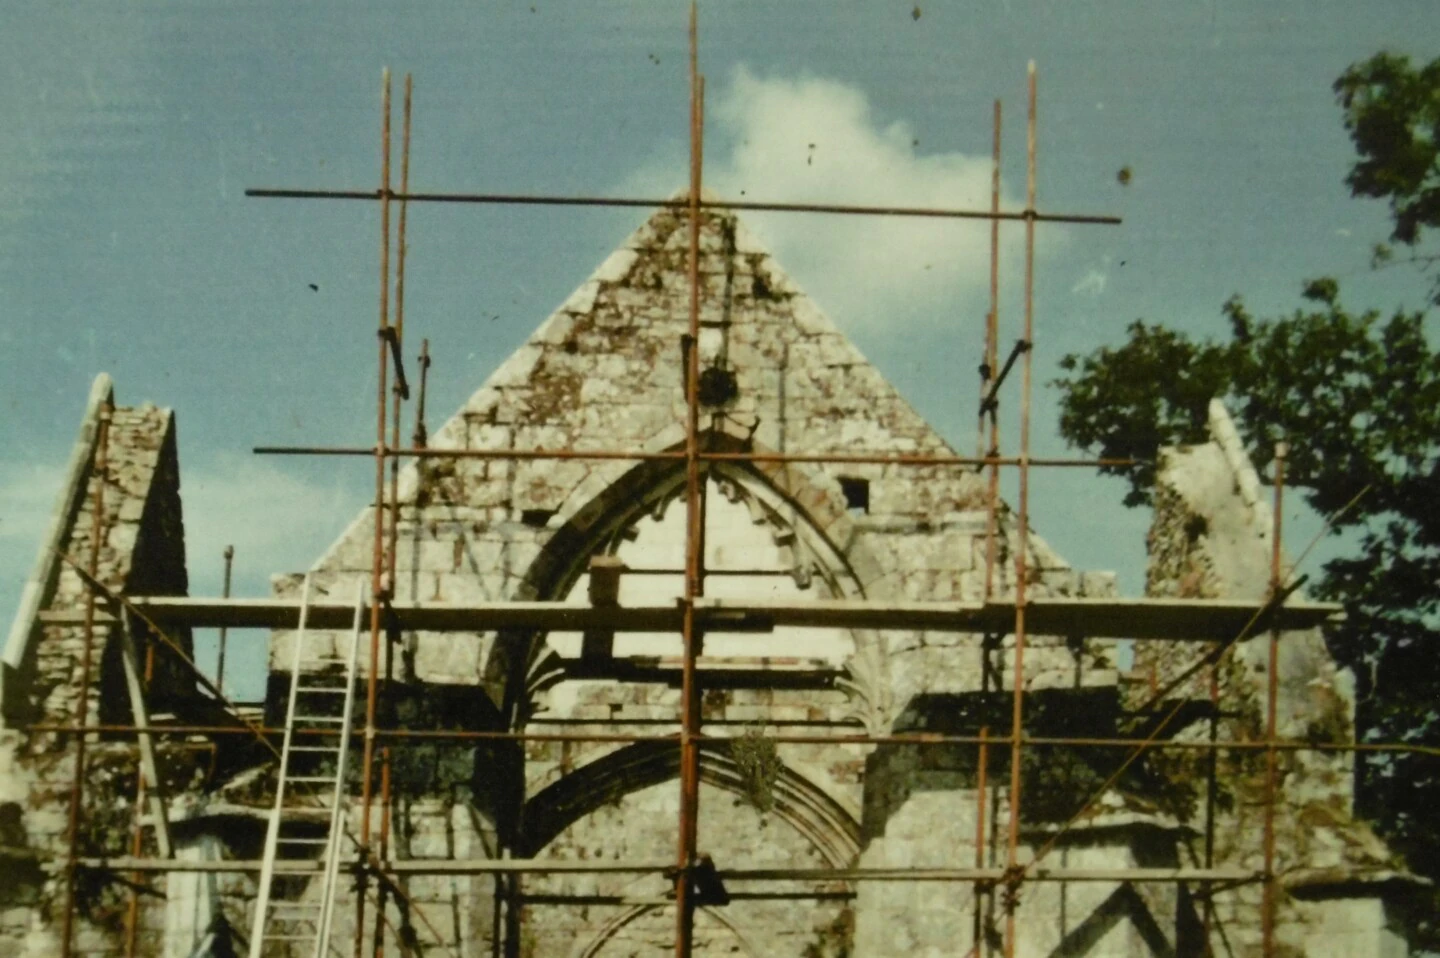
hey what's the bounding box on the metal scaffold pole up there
[356,66,393,958]
[1261,442,1288,957]
[59,399,111,958]
[1001,60,1039,958]
[675,6,707,955]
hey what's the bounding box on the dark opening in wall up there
[521,509,557,528]
[697,365,739,407]
[839,477,869,515]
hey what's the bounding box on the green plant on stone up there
[729,725,784,813]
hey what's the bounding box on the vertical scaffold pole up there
[1261,442,1287,956]
[1002,61,1037,958]
[60,400,112,958]
[387,75,413,588]
[216,544,235,693]
[982,99,1002,603]
[358,66,394,958]
[675,5,705,956]
[973,726,991,955]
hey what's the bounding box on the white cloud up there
[1071,268,1108,296]
[623,67,1048,333]
[180,455,366,590]
[182,457,367,699]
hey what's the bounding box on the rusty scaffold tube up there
[26,720,1440,757]
[215,544,235,693]
[373,748,393,958]
[243,188,1120,226]
[386,74,413,592]
[1261,442,1288,956]
[675,6,705,954]
[1000,61,1039,958]
[252,443,1137,470]
[356,66,393,958]
[973,726,992,952]
[982,99,1004,606]
[60,400,111,958]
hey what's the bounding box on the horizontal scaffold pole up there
[73,595,1341,642]
[75,857,1252,883]
[244,188,1122,226]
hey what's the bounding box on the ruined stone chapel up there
[0,195,1426,957]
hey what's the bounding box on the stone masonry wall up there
[0,402,192,958]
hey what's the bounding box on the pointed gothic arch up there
[572,904,764,958]
[519,739,861,866]
[518,429,886,606]
[483,429,896,730]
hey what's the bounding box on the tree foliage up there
[1055,50,1440,939]
[1335,52,1440,300]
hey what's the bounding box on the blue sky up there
[3,1,1436,699]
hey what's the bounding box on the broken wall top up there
[1147,399,1280,602]
[2,378,191,724]
[1142,398,1416,910]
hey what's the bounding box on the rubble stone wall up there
[0,402,192,958]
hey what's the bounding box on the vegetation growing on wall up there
[730,725,784,813]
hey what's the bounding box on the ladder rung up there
[295,716,346,723]
[289,745,336,753]
[269,901,323,910]
[288,775,340,784]
[297,686,347,694]
[278,836,330,845]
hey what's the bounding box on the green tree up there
[1054,51,1440,942]
[1334,52,1440,301]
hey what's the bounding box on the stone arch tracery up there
[481,435,878,956]
[572,904,764,958]
[484,431,898,734]
[519,431,882,607]
[519,739,862,866]
[522,750,857,958]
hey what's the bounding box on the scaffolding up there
[27,8,1436,958]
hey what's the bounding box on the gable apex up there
[310,195,1030,584]
[448,195,917,442]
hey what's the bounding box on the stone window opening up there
[838,476,869,515]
